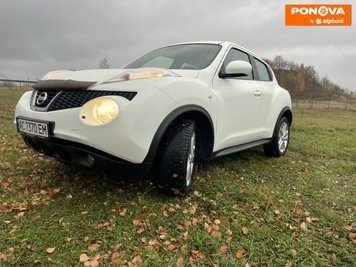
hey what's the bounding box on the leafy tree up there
[265,55,346,96]
[98,57,110,69]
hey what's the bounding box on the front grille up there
[31,90,61,109]
[31,90,137,112]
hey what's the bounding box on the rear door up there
[251,57,275,137]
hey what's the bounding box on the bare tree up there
[98,57,110,69]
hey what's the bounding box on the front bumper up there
[15,90,175,164]
[22,135,151,178]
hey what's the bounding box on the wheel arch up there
[279,107,293,126]
[143,105,215,165]
[271,106,293,138]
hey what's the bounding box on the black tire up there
[154,119,197,195]
[264,117,290,157]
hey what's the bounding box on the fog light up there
[80,97,119,126]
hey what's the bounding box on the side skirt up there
[212,139,271,158]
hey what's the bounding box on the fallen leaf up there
[204,223,213,233]
[212,231,221,238]
[348,233,356,241]
[112,258,127,265]
[190,205,197,215]
[14,211,25,220]
[290,249,297,257]
[311,217,319,222]
[119,209,127,216]
[137,228,145,234]
[132,255,142,265]
[176,257,184,265]
[345,225,352,231]
[80,253,89,262]
[88,243,100,251]
[148,239,158,246]
[285,261,293,267]
[94,223,105,230]
[300,222,307,231]
[295,208,303,214]
[162,210,168,217]
[83,236,90,243]
[167,244,176,251]
[0,254,8,260]
[85,259,99,267]
[194,251,206,260]
[214,219,221,225]
[46,247,55,254]
[168,207,176,212]
[3,220,11,224]
[181,244,188,255]
[242,227,248,235]
[274,209,281,215]
[133,220,141,226]
[236,248,245,259]
[220,245,228,254]
[182,231,188,240]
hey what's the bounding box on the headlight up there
[80,98,119,126]
[103,68,179,83]
[128,68,165,80]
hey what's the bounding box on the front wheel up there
[154,119,197,195]
[264,117,290,157]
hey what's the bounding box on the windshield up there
[124,44,221,70]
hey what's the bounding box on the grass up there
[0,88,355,266]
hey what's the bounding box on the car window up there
[222,48,253,80]
[141,56,174,69]
[125,44,222,70]
[254,58,272,81]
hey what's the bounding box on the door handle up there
[254,90,262,96]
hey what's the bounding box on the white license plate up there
[17,118,49,138]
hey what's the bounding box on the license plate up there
[17,118,50,138]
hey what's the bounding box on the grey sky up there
[0,0,355,91]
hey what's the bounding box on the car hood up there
[34,68,199,90]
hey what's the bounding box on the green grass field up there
[1,89,355,266]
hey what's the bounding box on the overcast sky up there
[0,0,355,90]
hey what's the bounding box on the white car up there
[15,41,292,194]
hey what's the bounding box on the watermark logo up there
[285,4,352,26]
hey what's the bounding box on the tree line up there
[264,56,348,96]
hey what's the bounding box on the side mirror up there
[220,60,252,78]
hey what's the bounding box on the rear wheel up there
[264,117,290,157]
[154,119,196,195]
